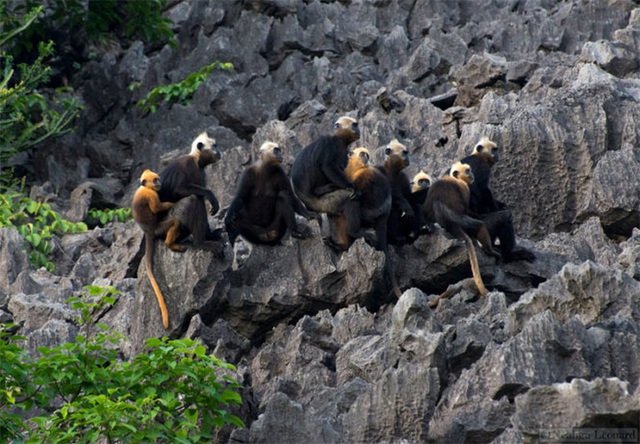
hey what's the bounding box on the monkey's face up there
[259,142,283,164]
[140,169,162,191]
[349,147,371,167]
[451,162,474,185]
[411,171,432,192]
[191,131,222,167]
[335,116,360,143]
[474,137,499,162]
[384,139,410,168]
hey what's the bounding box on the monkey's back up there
[158,155,203,202]
[291,135,349,196]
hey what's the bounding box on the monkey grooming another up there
[291,115,361,250]
[225,141,319,246]
[344,147,401,297]
[424,161,501,299]
[461,136,535,262]
[132,169,183,329]
[158,131,223,252]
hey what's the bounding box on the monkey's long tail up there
[145,235,170,329]
[461,232,489,297]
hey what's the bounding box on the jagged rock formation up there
[4,0,640,442]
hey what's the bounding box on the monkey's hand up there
[348,188,361,200]
[207,191,220,216]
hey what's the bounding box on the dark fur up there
[345,148,392,251]
[377,141,421,246]
[424,165,501,296]
[462,139,535,262]
[225,145,318,245]
[158,135,221,246]
[291,116,360,248]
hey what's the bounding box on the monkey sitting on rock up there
[461,136,535,263]
[424,161,501,298]
[225,141,319,246]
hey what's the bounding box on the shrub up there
[134,61,234,114]
[0,6,82,188]
[0,286,245,443]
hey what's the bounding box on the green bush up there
[0,6,82,187]
[0,192,88,272]
[134,61,234,114]
[5,0,175,56]
[0,286,245,443]
[88,207,132,226]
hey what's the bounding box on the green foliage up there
[5,0,175,54]
[0,192,88,271]
[88,207,132,226]
[0,6,82,183]
[135,61,234,114]
[0,286,245,443]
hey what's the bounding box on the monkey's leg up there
[474,223,501,262]
[480,210,535,262]
[157,218,186,252]
[278,192,312,239]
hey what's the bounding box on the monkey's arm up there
[225,169,255,225]
[391,187,414,216]
[148,195,173,214]
[179,183,220,215]
[321,162,360,199]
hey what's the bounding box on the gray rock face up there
[5,0,640,442]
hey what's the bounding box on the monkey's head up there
[348,147,371,168]
[334,116,360,144]
[473,136,499,163]
[384,139,410,170]
[140,169,161,191]
[450,161,474,185]
[411,170,432,193]
[190,131,222,167]
[259,141,284,165]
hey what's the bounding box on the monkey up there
[461,136,504,214]
[290,115,361,250]
[158,131,223,251]
[410,169,433,203]
[424,161,501,297]
[376,139,422,246]
[344,146,401,297]
[225,141,320,246]
[132,169,183,329]
[344,147,392,251]
[461,136,535,262]
[409,169,434,236]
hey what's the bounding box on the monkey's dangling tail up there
[144,235,170,329]
[461,232,489,297]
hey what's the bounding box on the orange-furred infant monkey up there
[132,169,183,329]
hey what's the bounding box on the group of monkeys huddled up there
[132,116,534,328]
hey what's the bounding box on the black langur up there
[158,131,222,249]
[461,136,504,214]
[344,147,401,297]
[132,169,183,329]
[410,170,433,204]
[461,136,535,262]
[424,161,501,298]
[409,169,433,235]
[377,139,421,246]
[291,115,361,250]
[225,141,319,246]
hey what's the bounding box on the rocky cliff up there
[3,0,640,442]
